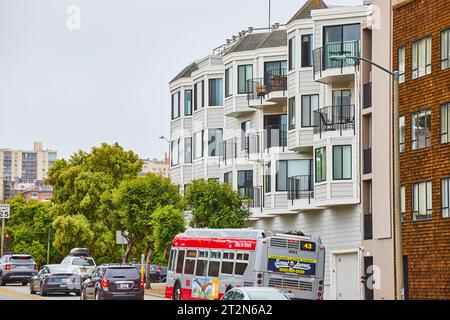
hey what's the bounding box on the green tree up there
[184,179,250,228]
[112,173,182,263]
[52,215,94,257]
[152,205,185,264]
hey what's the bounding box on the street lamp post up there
[330,55,403,300]
[159,135,171,175]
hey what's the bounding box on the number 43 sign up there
[0,204,10,219]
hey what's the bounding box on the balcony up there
[247,69,287,108]
[239,186,263,211]
[221,138,237,165]
[363,148,372,175]
[313,105,355,138]
[287,175,314,204]
[220,133,261,165]
[264,125,287,151]
[313,40,360,83]
[363,82,372,109]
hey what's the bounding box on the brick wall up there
[393,0,450,300]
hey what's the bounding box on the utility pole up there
[47,228,51,265]
[1,218,5,257]
[268,0,271,29]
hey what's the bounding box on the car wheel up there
[80,289,86,300]
[40,285,47,296]
[95,290,101,301]
[0,273,6,286]
[21,281,28,286]
[173,282,182,300]
[30,283,36,295]
[65,292,71,296]
[75,291,81,297]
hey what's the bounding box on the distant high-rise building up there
[140,154,170,177]
[0,142,57,201]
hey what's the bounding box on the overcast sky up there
[0,0,362,160]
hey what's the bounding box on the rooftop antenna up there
[268,0,271,30]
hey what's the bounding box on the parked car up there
[30,265,81,296]
[132,264,167,283]
[0,253,38,286]
[221,287,291,300]
[80,264,144,300]
[61,248,96,277]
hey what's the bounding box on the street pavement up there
[0,284,167,300]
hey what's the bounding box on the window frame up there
[440,102,450,144]
[315,147,326,183]
[412,180,433,221]
[411,108,432,150]
[237,65,253,94]
[208,128,223,157]
[441,28,450,70]
[301,34,313,68]
[332,145,352,181]
[265,162,272,194]
[171,92,181,120]
[208,78,223,106]
[442,177,450,218]
[288,36,296,71]
[171,139,180,166]
[411,36,432,80]
[184,137,192,164]
[184,89,193,116]
[400,116,405,153]
[194,81,204,111]
[225,67,233,97]
[398,46,406,83]
[193,130,204,160]
[301,94,319,128]
[288,97,296,130]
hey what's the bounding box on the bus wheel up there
[173,282,182,300]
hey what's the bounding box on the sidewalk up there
[144,282,166,298]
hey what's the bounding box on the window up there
[441,103,450,144]
[265,162,271,193]
[184,138,192,164]
[241,121,250,151]
[184,250,197,275]
[168,250,176,271]
[238,170,253,197]
[209,79,223,106]
[442,178,450,218]
[234,253,249,276]
[323,24,360,69]
[221,252,234,275]
[315,147,326,183]
[412,181,432,221]
[171,92,180,120]
[238,65,253,94]
[400,116,405,153]
[185,90,193,116]
[441,29,449,70]
[411,109,431,150]
[333,145,352,180]
[193,131,204,160]
[412,36,432,79]
[277,160,312,192]
[288,37,296,70]
[224,172,233,186]
[301,34,313,67]
[208,129,223,157]
[171,139,180,166]
[288,97,296,130]
[264,61,287,93]
[264,114,287,149]
[208,251,221,277]
[194,81,204,111]
[302,95,319,128]
[195,250,208,277]
[398,46,406,83]
[401,186,406,223]
[225,68,233,97]
[176,250,185,274]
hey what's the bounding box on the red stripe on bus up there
[165,286,224,300]
[172,237,257,251]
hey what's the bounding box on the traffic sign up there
[0,204,10,219]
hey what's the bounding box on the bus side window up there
[208,251,221,278]
[195,250,208,277]
[169,249,176,272]
[176,250,185,274]
[221,251,234,275]
[184,250,196,275]
[234,252,249,276]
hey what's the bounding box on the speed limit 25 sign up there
[0,204,10,219]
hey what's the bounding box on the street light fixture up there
[159,135,171,171]
[330,54,403,300]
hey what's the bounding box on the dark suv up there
[80,264,144,300]
[0,254,38,286]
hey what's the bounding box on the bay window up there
[171,92,180,120]
[276,159,312,192]
[302,94,319,128]
[209,79,223,106]
[288,37,296,71]
[238,65,253,94]
[194,81,204,111]
[193,130,204,160]
[171,139,180,166]
[288,97,296,130]
[184,90,192,116]
[225,68,233,97]
[208,129,223,157]
[301,34,313,68]
[333,145,352,180]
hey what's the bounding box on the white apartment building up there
[168,0,391,300]
[140,155,170,178]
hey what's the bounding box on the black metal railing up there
[244,133,261,158]
[363,82,372,109]
[364,213,373,240]
[247,69,287,103]
[287,175,314,205]
[239,186,263,211]
[264,125,287,150]
[364,148,372,174]
[313,105,355,137]
[313,40,360,79]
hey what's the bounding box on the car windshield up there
[48,266,75,274]
[10,256,35,263]
[72,258,95,266]
[247,290,289,300]
[105,268,140,279]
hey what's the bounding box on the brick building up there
[393,0,450,299]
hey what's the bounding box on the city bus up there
[165,228,325,300]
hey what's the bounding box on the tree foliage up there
[184,179,250,229]
[52,215,94,256]
[152,205,185,264]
